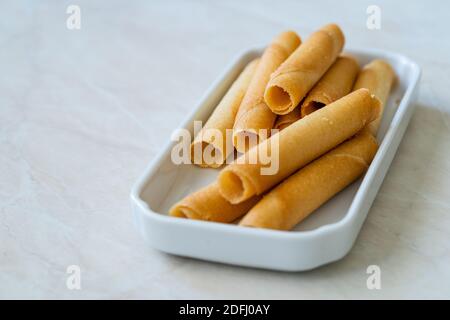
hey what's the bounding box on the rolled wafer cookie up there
[353,59,396,135]
[190,58,259,167]
[169,183,260,223]
[218,88,380,204]
[274,55,359,130]
[273,107,302,131]
[301,55,360,117]
[264,24,345,115]
[233,31,301,153]
[239,132,378,230]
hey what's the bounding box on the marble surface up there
[1,0,450,299]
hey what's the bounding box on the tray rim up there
[130,47,421,241]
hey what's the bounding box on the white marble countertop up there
[1,0,449,299]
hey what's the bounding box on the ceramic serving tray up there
[130,47,420,271]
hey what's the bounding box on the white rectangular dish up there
[131,48,420,271]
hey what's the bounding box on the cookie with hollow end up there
[301,55,360,117]
[233,31,301,153]
[190,58,259,168]
[264,24,345,115]
[273,107,302,131]
[218,89,380,204]
[274,55,359,130]
[239,132,378,231]
[353,59,396,136]
[169,183,260,223]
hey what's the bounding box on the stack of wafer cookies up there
[173,24,396,231]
